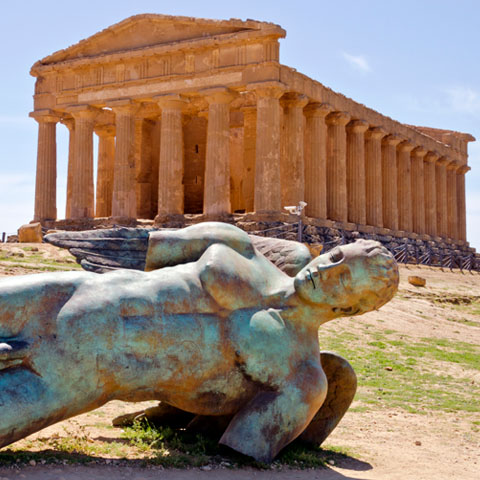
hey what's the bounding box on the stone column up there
[60,118,75,219]
[446,161,459,240]
[247,81,286,213]
[94,125,116,217]
[436,157,449,238]
[229,112,245,213]
[456,165,470,242]
[201,87,236,216]
[411,147,427,234]
[423,152,439,237]
[155,94,187,218]
[67,106,98,219]
[365,127,386,227]
[304,103,332,219]
[280,93,308,207]
[397,141,414,232]
[241,106,256,212]
[30,111,58,222]
[325,111,351,222]
[345,120,368,225]
[109,100,139,219]
[381,135,402,231]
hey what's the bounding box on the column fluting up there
[397,141,414,232]
[241,106,256,213]
[436,157,449,238]
[94,124,116,217]
[424,152,439,237]
[456,165,470,242]
[31,112,58,222]
[156,94,187,217]
[109,101,139,219]
[381,134,402,231]
[202,87,236,216]
[60,118,75,219]
[446,161,459,240]
[280,93,308,207]
[346,120,368,225]
[326,111,351,222]
[365,127,387,227]
[411,147,427,234]
[248,81,286,213]
[68,106,98,219]
[304,103,332,219]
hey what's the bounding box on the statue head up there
[293,239,399,321]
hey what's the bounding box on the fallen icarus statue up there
[0,222,398,462]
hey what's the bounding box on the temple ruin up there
[29,14,475,250]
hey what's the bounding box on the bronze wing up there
[45,228,313,276]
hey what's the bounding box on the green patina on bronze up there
[0,222,398,462]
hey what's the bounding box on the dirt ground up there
[0,243,478,479]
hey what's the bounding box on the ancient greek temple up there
[30,14,474,246]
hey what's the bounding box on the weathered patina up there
[0,222,398,462]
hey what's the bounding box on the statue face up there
[293,240,398,317]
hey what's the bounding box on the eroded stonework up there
[30,13,475,246]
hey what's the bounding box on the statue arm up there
[145,222,254,271]
[219,360,327,463]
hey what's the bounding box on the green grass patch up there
[320,327,480,414]
[118,419,352,469]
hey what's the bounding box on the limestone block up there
[18,223,43,243]
[408,276,426,287]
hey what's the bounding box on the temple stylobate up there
[30,14,475,246]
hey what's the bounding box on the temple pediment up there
[36,14,284,66]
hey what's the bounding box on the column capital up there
[437,156,450,166]
[60,117,75,131]
[280,92,308,109]
[65,104,102,120]
[382,134,403,147]
[154,94,189,110]
[29,109,61,123]
[106,99,140,115]
[94,124,116,137]
[304,102,333,118]
[424,151,439,163]
[346,119,369,133]
[457,164,471,175]
[411,146,427,159]
[365,126,387,140]
[325,111,351,126]
[446,160,460,171]
[200,87,237,104]
[397,141,415,153]
[247,81,287,99]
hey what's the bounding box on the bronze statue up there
[0,222,398,462]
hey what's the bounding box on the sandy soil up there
[0,244,478,479]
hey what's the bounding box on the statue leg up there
[0,336,104,449]
[219,361,327,463]
[299,352,357,446]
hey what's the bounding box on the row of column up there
[244,85,469,242]
[31,83,469,243]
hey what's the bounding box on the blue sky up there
[0,0,479,249]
